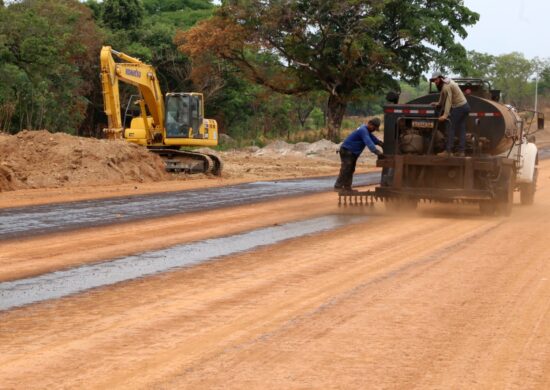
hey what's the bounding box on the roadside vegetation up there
[0,0,548,144]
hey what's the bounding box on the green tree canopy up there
[463,51,538,106]
[539,65,550,96]
[143,0,213,13]
[178,0,479,140]
[102,0,144,30]
[0,0,103,133]
[492,52,534,106]
[463,50,496,79]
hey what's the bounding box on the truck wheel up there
[520,168,537,205]
[497,169,515,216]
[481,168,514,217]
[497,199,513,216]
[479,201,497,216]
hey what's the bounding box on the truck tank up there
[407,93,522,155]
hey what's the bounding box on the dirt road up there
[1,161,550,389]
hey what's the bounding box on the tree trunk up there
[327,94,347,142]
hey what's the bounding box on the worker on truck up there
[430,71,471,157]
[334,118,384,192]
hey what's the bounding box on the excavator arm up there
[100,46,164,142]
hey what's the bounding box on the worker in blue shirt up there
[334,118,384,191]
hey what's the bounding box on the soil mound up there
[263,140,291,151]
[256,139,339,158]
[0,130,169,191]
[253,139,346,162]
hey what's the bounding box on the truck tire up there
[479,201,497,216]
[497,168,515,216]
[497,198,513,216]
[480,167,514,217]
[520,168,537,205]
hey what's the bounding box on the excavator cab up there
[165,93,203,139]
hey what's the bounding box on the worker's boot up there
[454,151,465,157]
[437,150,451,157]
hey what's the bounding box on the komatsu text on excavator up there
[100,46,222,175]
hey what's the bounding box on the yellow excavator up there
[100,46,222,175]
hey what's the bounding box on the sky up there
[459,0,550,59]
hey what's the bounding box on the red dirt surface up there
[2,161,550,388]
[0,130,170,191]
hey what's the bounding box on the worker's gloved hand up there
[377,140,384,147]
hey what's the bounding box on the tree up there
[177,0,479,141]
[532,58,550,102]
[0,0,103,133]
[540,65,550,97]
[398,80,430,103]
[492,53,534,106]
[462,52,550,109]
[291,92,326,129]
[463,51,496,80]
[85,0,103,20]
[102,0,144,30]
[142,0,213,13]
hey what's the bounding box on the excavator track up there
[148,148,223,176]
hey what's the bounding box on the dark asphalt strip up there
[0,173,379,240]
[0,215,368,311]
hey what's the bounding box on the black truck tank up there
[403,93,522,155]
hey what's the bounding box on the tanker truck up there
[340,78,544,216]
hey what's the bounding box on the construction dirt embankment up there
[0,130,170,191]
[0,130,377,207]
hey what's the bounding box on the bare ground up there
[0,160,549,389]
[0,130,170,191]
[1,121,550,388]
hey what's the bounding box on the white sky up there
[459,0,550,59]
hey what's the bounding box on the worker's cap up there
[429,71,444,81]
[368,117,381,129]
